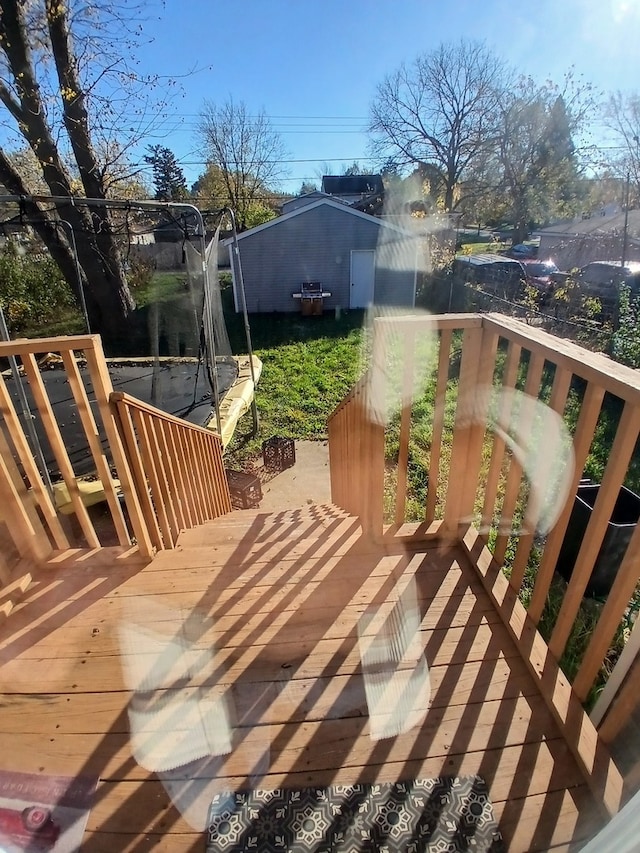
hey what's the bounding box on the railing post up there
[591,614,640,729]
[0,428,52,563]
[444,323,498,534]
[84,338,155,559]
[426,327,453,524]
[111,399,164,552]
[362,398,385,538]
[549,402,640,661]
[0,375,69,551]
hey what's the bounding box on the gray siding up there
[374,237,417,308]
[233,204,416,312]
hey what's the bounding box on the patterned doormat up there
[206,777,505,852]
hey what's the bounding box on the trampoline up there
[0,196,260,505]
[3,356,240,479]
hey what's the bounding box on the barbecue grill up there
[292,281,332,315]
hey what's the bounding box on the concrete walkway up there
[254,440,331,510]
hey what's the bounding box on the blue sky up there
[133,0,640,190]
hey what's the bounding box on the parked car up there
[453,254,526,298]
[577,261,640,294]
[574,261,640,320]
[505,243,539,260]
[522,259,561,302]
[0,805,60,849]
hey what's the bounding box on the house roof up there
[536,209,640,239]
[223,198,415,244]
[321,174,384,196]
[280,190,346,211]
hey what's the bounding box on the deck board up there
[0,512,607,851]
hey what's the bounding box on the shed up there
[225,198,421,313]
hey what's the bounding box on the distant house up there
[321,174,385,215]
[280,191,341,215]
[535,209,640,269]
[281,176,386,218]
[224,198,421,313]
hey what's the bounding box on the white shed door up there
[350,250,375,308]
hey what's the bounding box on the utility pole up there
[621,171,630,269]
[623,134,640,268]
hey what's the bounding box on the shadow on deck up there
[0,507,606,851]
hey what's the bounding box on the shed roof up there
[456,253,525,267]
[223,198,414,244]
[280,190,350,214]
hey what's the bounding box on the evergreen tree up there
[144,145,188,201]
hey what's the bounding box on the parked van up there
[453,254,525,298]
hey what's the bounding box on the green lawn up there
[225,309,367,463]
[134,271,188,307]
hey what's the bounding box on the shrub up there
[0,241,78,335]
[612,285,640,368]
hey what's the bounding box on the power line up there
[120,113,369,120]
[131,156,380,167]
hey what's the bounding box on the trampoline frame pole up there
[169,203,222,438]
[0,304,54,495]
[224,207,259,436]
[56,218,90,334]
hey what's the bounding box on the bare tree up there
[196,98,288,229]
[369,40,506,211]
[0,0,175,343]
[603,92,640,206]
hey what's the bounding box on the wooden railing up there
[0,334,232,574]
[328,370,385,534]
[328,312,640,746]
[111,392,231,550]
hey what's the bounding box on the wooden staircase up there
[4,313,640,848]
[175,502,359,547]
[0,499,614,850]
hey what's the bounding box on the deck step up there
[176,503,357,549]
[0,561,35,622]
[222,503,351,524]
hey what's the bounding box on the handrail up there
[0,335,233,574]
[482,313,640,405]
[0,334,153,561]
[327,311,640,750]
[110,391,219,434]
[327,371,370,421]
[110,391,231,550]
[0,334,98,356]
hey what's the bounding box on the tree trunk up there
[512,216,528,245]
[511,190,529,245]
[444,184,455,213]
[0,0,135,347]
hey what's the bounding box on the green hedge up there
[0,243,79,335]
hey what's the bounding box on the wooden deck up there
[0,505,606,851]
